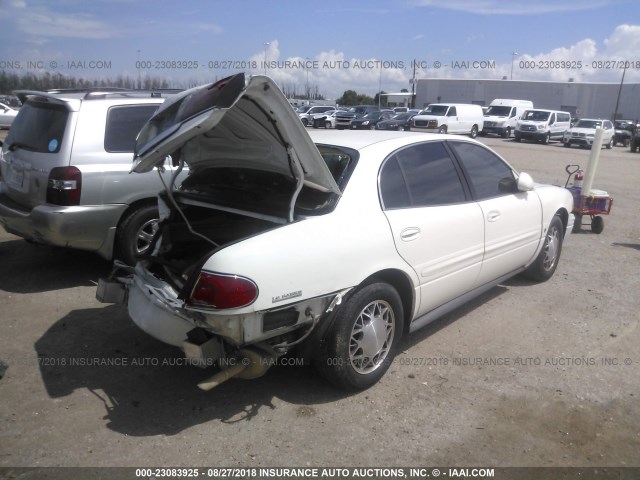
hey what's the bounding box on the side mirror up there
[517,172,535,192]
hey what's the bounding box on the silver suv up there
[0,88,185,265]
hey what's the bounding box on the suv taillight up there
[188,272,258,310]
[47,166,82,206]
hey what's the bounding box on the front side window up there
[449,141,516,200]
[380,142,467,209]
[105,105,159,152]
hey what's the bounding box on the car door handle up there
[487,210,501,222]
[400,227,421,241]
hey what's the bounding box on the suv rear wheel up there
[118,204,159,265]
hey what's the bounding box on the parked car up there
[335,105,379,130]
[515,109,571,144]
[562,119,614,149]
[613,120,635,147]
[630,123,640,153]
[0,102,20,129]
[296,105,335,126]
[349,110,393,130]
[312,109,341,129]
[0,88,185,265]
[376,112,418,131]
[98,73,575,391]
[410,103,484,138]
[481,99,533,138]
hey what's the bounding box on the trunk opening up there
[142,146,357,294]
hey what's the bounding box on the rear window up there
[105,105,159,152]
[5,101,68,153]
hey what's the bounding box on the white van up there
[515,109,572,144]
[410,103,484,138]
[482,99,533,138]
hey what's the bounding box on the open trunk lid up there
[132,73,341,196]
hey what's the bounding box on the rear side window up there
[380,142,467,209]
[105,105,159,152]
[5,101,68,153]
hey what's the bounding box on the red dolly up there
[564,164,613,234]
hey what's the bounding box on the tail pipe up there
[197,349,271,391]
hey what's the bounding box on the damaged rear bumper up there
[97,264,351,376]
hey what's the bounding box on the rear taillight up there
[188,272,258,310]
[47,166,82,206]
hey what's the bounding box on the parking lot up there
[1,130,639,468]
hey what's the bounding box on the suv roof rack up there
[43,87,183,99]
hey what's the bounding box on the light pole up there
[510,51,518,80]
[613,62,627,121]
[378,64,382,110]
[137,50,141,89]
[305,57,310,100]
[263,42,270,75]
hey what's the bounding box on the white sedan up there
[0,102,19,129]
[98,74,574,391]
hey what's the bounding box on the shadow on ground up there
[33,304,349,436]
[0,239,111,293]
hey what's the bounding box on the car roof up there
[308,129,455,151]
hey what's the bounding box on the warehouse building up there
[414,78,640,120]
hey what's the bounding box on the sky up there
[1,0,639,99]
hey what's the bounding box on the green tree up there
[337,89,358,105]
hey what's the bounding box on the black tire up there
[438,125,447,134]
[542,132,551,144]
[606,138,613,149]
[117,204,160,266]
[563,141,571,148]
[469,125,478,138]
[522,215,564,282]
[315,282,404,391]
[301,118,309,127]
[514,134,521,142]
[502,127,511,139]
[591,216,604,234]
[325,121,332,129]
